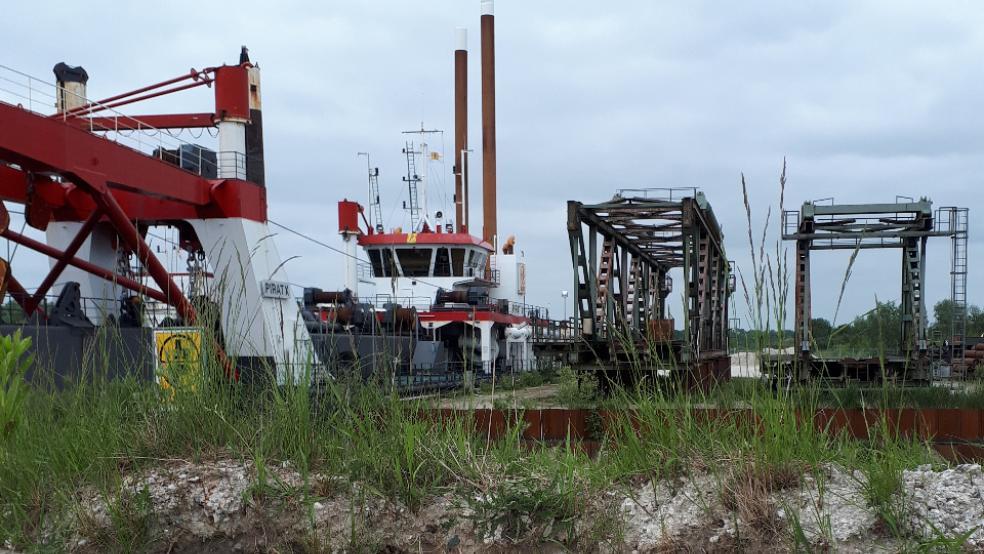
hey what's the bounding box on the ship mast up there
[401,125,442,232]
[358,152,383,233]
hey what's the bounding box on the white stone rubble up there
[619,473,719,548]
[778,465,876,544]
[903,463,984,547]
[71,459,984,551]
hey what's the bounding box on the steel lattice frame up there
[567,189,733,386]
[782,198,969,381]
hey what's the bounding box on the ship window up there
[368,249,383,277]
[381,248,396,277]
[450,248,467,276]
[396,247,432,277]
[472,251,486,271]
[434,247,452,277]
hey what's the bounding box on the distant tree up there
[931,299,955,340]
[929,299,984,340]
[969,306,984,338]
[810,317,833,348]
[828,300,902,355]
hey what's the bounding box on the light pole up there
[561,290,569,322]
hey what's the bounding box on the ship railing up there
[0,64,244,181]
[0,292,184,327]
[365,294,433,311]
[531,317,578,343]
[356,261,374,282]
[464,265,500,285]
[616,187,699,202]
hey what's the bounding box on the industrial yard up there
[4,0,984,553]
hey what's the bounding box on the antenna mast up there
[402,125,443,232]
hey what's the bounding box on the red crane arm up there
[0,101,210,205]
[0,103,265,223]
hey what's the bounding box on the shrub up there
[0,330,32,442]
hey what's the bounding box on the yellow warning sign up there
[153,328,202,396]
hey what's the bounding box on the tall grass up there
[0,164,966,550]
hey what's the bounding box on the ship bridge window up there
[367,249,383,277]
[396,247,433,277]
[434,247,452,277]
[367,248,398,277]
[450,248,467,276]
[471,251,487,275]
[382,248,397,276]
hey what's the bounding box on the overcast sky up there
[5,1,984,328]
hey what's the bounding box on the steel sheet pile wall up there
[426,408,984,460]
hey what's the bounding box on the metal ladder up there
[936,207,970,373]
[948,208,970,371]
[402,142,422,230]
[367,166,383,233]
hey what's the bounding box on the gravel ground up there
[65,460,984,552]
[437,384,561,409]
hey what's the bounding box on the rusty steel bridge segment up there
[566,188,735,389]
[782,198,970,383]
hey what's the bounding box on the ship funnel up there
[454,28,469,232]
[480,0,497,246]
[53,62,88,113]
[244,47,265,187]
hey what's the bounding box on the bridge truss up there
[567,188,734,389]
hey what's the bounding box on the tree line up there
[731,299,984,354]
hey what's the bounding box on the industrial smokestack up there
[480,0,497,246]
[454,28,468,232]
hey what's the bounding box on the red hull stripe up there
[359,232,492,250]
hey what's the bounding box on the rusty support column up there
[697,231,711,353]
[454,28,469,231]
[794,239,812,358]
[480,1,497,246]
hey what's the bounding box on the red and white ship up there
[330,0,541,373]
